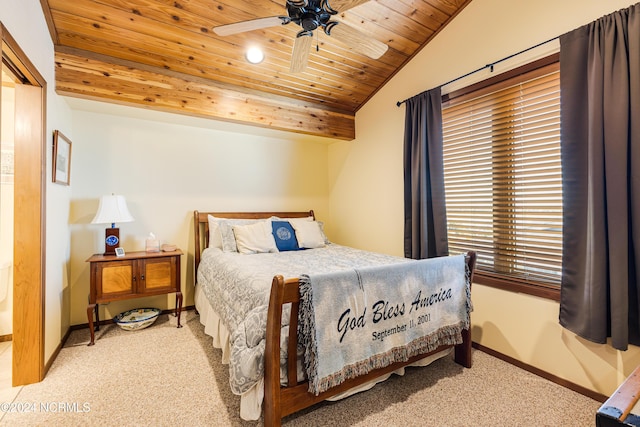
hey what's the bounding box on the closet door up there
[12,82,44,386]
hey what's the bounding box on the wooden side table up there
[86,249,183,346]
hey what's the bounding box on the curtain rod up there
[396,35,559,107]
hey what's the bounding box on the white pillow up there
[232,221,278,254]
[208,215,266,252]
[207,215,240,252]
[290,220,325,249]
[286,217,330,244]
[316,220,330,244]
[207,215,223,249]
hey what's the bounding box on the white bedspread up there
[196,244,411,396]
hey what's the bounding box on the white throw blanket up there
[298,254,471,396]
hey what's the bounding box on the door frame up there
[1,23,47,386]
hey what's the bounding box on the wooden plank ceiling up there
[40,0,471,140]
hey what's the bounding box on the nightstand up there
[86,249,183,345]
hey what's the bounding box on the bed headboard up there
[193,210,315,273]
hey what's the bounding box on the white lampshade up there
[91,194,134,227]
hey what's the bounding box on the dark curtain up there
[403,87,448,260]
[559,3,640,350]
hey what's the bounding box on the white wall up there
[0,0,74,363]
[68,101,333,325]
[329,0,640,397]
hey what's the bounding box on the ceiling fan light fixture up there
[214,0,388,73]
[245,46,265,64]
[300,13,319,31]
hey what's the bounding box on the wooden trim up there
[1,22,47,387]
[44,327,72,376]
[473,342,608,403]
[0,334,12,343]
[474,271,561,301]
[39,0,59,45]
[56,46,352,116]
[442,53,560,105]
[1,26,46,87]
[54,48,356,141]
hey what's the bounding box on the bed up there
[193,210,476,426]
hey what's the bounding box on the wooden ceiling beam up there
[50,8,386,111]
[55,48,355,140]
[43,0,472,140]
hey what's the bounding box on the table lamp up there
[91,194,134,255]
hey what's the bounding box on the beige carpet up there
[1,311,600,426]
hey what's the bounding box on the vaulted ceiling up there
[40,0,471,140]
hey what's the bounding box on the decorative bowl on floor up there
[114,308,161,331]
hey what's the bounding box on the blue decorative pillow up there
[271,221,300,251]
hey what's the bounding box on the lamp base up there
[104,227,120,255]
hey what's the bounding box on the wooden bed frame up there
[194,210,476,427]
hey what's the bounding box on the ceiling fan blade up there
[325,22,388,59]
[326,0,370,13]
[213,16,290,36]
[290,33,314,73]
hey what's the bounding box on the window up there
[441,55,562,300]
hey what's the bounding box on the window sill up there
[473,271,560,302]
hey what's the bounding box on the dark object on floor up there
[597,365,640,426]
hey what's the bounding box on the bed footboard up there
[264,251,476,427]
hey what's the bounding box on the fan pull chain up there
[316,30,319,52]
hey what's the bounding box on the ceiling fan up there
[212,0,388,73]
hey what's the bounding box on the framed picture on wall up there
[52,130,72,185]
